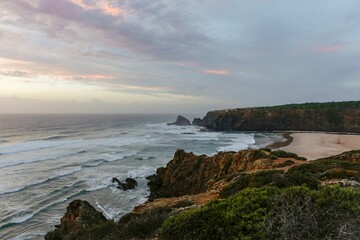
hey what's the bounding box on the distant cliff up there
[199,101,360,133]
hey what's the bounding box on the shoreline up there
[269,132,360,160]
[267,133,293,149]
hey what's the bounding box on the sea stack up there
[167,115,191,126]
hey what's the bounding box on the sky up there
[0,0,359,114]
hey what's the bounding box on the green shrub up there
[274,159,295,168]
[161,186,360,240]
[161,187,279,240]
[252,150,269,159]
[220,170,319,198]
[288,159,360,181]
[271,150,306,160]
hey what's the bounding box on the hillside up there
[46,149,360,240]
[198,101,360,132]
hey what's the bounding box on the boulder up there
[112,177,138,190]
[167,115,191,126]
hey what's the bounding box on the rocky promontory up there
[199,101,360,132]
[167,115,191,126]
[46,148,360,239]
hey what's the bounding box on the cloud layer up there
[0,0,359,113]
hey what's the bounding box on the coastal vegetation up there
[161,186,360,240]
[258,100,360,110]
[46,149,360,240]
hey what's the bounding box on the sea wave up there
[127,165,157,178]
[0,150,88,169]
[0,139,83,155]
[10,230,46,240]
[0,166,82,195]
[218,133,256,152]
[95,202,115,219]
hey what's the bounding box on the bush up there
[161,187,279,240]
[288,159,360,181]
[271,150,306,160]
[161,186,360,240]
[69,207,174,240]
[220,170,319,198]
[268,186,360,239]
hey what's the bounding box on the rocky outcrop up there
[192,118,202,126]
[167,115,191,126]
[45,200,107,240]
[147,149,306,200]
[112,177,138,190]
[199,103,360,133]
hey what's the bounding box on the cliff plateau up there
[199,101,360,132]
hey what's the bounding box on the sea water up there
[0,114,284,239]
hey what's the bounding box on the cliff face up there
[147,149,306,200]
[200,108,360,132]
[45,200,107,239]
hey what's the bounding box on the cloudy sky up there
[0,0,359,114]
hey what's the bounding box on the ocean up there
[0,114,284,239]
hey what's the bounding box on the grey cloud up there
[0,70,33,78]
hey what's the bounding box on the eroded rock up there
[45,200,107,240]
[167,115,191,126]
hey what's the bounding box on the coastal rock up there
[45,148,360,239]
[147,148,306,200]
[45,200,107,240]
[192,118,203,126]
[112,177,138,190]
[167,115,191,126]
[200,102,360,132]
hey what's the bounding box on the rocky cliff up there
[199,101,360,132]
[46,148,360,240]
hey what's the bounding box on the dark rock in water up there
[45,200,107,240]
[181,132,195,135]
[192,118,203,126]
[167,115,191,126]
[112,177,138,190]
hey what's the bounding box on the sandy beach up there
[279,133,360,160]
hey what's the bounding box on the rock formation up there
[167,115,191,126]
[192,118,202,126]
[147,148,306,200]
[45,200,107,239]
[199,102,360,133]
[112,177,138,190]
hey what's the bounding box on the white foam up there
[218,133,256,152]
[9,213,34,224]
[0,150,84,169]
[127,165,156,178]
[103,151,138,162]
[10,230,46,240]
[0,166,82,195]
[95,202,122,220]
[0,139,82,155]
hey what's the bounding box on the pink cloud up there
[69,0,122,16]
[314,44,346,53]
[203,69,229,75]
